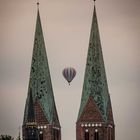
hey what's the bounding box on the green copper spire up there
[78,5,109,121]
[23,9,60,125]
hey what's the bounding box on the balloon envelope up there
[62,67,76,84]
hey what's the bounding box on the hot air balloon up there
[62,67,76,85]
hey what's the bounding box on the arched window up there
[39,131,43,140]
[53,129,59,140]
[85,130,89,140]
[26,127,38,140]
[94,129,99,140]
[56,130,59,140]
[108,128,111,140]
[53,129,56,140]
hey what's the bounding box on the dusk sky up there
[0,0,140,140]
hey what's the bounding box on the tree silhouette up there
[0,135,14,140]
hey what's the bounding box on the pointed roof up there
[23,10,60,125]
[78,5,111,122]
[79,96,104,122]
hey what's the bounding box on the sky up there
[0,0,140,140]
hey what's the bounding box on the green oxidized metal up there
[23,10,59,125]
[78,6,109,121]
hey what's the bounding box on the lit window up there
[94,129,99,140]
[85,130,89,140]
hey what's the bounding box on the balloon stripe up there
[62,67,76,84]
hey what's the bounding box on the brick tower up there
[76,2,115,140]
[22,5,61,140]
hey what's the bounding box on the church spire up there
[76,3,115,140]
[23,5,60,126]
[77,3,112,122]
[23,5,61,140]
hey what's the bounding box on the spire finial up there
[37,1,39,9]
[94,0,96,5]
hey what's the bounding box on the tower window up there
[108,128,112,140]
[26,127,38,139]
[85,130,89,140]
[39,131,43,140]
[53,129,59,140]
[94,129,99,140]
